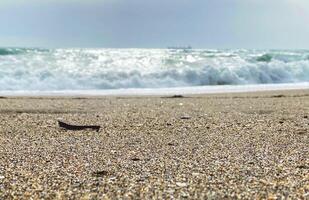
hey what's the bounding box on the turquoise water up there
[0,48,309,91]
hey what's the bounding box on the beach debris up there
[166,122,173,126]
[58,120,100,132]
[296,165,309,169]
[296,129,307,135]
[93,170,109,177]
[271,94,285,98]
[172,95,184,98]
[180,115,191,120]
[167,142,177,146]
[162,95,184,98]
[131,158,141,161]
[304,115,308,119]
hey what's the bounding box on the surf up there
[0,48,308,91]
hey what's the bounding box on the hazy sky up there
[0,0,309,48]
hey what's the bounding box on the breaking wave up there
[0,48,49,56]
[0,48,308,91]
[0,48,23,56]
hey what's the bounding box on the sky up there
[0,0,309,49]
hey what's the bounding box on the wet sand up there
[0,90,308,199]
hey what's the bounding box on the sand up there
[0,90,308,199]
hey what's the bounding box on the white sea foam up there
[1,83,308,96]
[0,48,308,92]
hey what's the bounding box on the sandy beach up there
[0,90,308,199]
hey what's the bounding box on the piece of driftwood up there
[162,95,184,98]
[58,120,100,132]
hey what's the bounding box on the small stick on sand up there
[58,120,100,132]
[162,95,184,98]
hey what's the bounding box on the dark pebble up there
[297,165,309,169]
[93,170,109,177]
[180,116,191,120]
[296,130,306,135]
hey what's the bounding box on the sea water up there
[0,48,308,95]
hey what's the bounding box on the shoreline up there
[0,89,308,199]
[0,82,308,97]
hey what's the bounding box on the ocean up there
[0,48,309,95]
